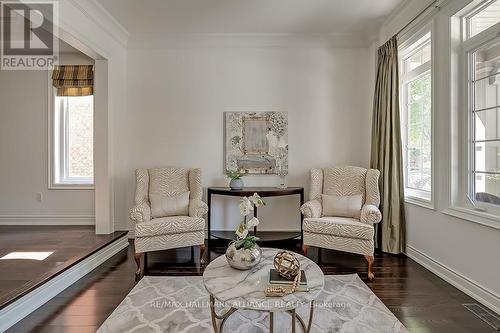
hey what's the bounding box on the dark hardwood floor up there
[7,240,497,333]
[0,226,127,310]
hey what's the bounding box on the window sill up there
[405,196,435,210]
[442,206,500,231]
[49,184,95,190]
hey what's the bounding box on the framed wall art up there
[224,112,288,175]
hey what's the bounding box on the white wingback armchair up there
[300,166,382,280]
[129,167,208,276]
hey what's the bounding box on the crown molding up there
[380,0,435,40]
[382,0,414,29]
[380,0,456,42]
[128,32,370,49]
[66,0,130,48]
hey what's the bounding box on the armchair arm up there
[360,204,382,224]
[300,199,322,218]
[189,199,208,218]
[129,202,151,223]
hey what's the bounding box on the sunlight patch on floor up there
[0,251,54,260]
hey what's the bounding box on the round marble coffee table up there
[203,248,324,333]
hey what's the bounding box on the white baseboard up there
[0,235,129,332]
[0,215,95,225]
[407,245,500,315]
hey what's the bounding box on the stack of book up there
[267,269,309,291]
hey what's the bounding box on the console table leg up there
[291,308,296,333]
[300,190,304,243]
[253,204,258,236]
[209,294,237,333]
[209,295,219,333]
[269,311,274,333]
[307,301,315,333]
[207,191,212,260]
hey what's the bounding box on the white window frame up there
[399,25,435,209]
[444,1,500,229]
[48,74,94,189]
[463,0,500,39]
[463,25,500,213]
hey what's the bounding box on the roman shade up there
[52,65,93,96]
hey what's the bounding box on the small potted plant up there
[226,169,246,190]
[225,193,265,270]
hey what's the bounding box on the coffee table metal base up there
[209,295,314,333]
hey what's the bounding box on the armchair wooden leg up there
[134,252,143,277]
[365,255,375,281]
[200,243,206,266]
[302,244,308,257]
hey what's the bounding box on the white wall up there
[55,0,129,234]
[119,41,372,231]
[0,0,128,230]
[380,0,500,313]
[0,53,95,225]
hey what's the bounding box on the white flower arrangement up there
[234,193,265,250]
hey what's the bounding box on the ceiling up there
[59,39,82,53]
[97,0,404,36]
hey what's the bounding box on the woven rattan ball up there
[273,250,300,280]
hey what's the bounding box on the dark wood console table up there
[207,187,305,244]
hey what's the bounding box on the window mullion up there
[402,61,431,82]
[473,138,500,143]
[473,170,500,175]
[472,71,500,83]
[58,97,66,184]
[63,97,70,182]
[473,105,500,113]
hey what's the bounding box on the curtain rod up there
[395,0,440,38]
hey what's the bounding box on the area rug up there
[97,274,408,333]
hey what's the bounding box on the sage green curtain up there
[370,36,406,254]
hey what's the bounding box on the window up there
[468,38,500,205]
[465,0,500,39]
[458,0,500,211]
[51,94,94,187]
[400,32,432,203]
[50,65,94,188]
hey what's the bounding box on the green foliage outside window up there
[406,73,432,191]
